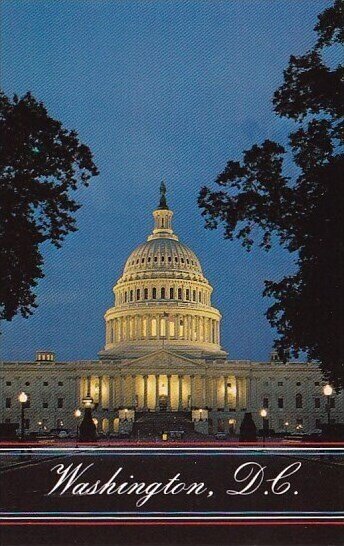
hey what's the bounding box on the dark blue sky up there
[1,0,330,361]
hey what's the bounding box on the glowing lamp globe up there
[18,392,28,404]
[323,384,333,397]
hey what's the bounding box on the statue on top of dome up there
[158,180,169,210]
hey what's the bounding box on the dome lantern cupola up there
[149,182,177,241]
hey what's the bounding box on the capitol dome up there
[100,183,225,358]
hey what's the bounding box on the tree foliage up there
[198,0,344,388]
[0,91,99,322]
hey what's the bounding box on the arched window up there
[144,288,148,299]
[160,318,166,337]
[161,256,165,262]
[161,287,165,299]
[186,289,190,300]
[178,288,182,300]
[192,290,196,301]
[296,394,303,409]
[199,291,202,303]
[170,319,175,337]
[136,289,140,300]
[152,287,156,299]
[130,290,133,301]
[170,287,174,299]
[151,318,157,336]
[263,397,269,408]
[125,291,128,302]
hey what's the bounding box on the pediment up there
[122,349,202,370]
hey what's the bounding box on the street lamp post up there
[18,392,28,440]
[323,384,333,426]
[74,409,81,439]
[260,408,268,446]
[284,421,289,436]
[79,395,97,442]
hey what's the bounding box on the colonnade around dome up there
[105,313,220,348]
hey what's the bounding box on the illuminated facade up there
[1,187,343,436]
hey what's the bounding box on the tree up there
[198,1,344,388]
[0,91,99,323]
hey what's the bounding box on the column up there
[131,375,136,407]
[202,375,206,407]
[178,375,183,411]
[109,377,114,409]
[190,375,195,408]
[205,376,211,407]
[246,376,252,411]
[75,378,81,407]
[98,376,103,407]
[120,375,124,406]
[155,375,160,410]
[143,375,148,409]
[212,378,218,409]
[224,376,228,410]
[167,375,171,410]
[235,376,240,410]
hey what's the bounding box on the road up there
[1,450,344,545]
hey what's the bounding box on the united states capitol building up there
[1,186,343,437]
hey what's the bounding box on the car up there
[50,428,71,439]
[215,432,227,440]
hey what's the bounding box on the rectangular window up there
[178,288,182,300]
[136,289,140,300]
[58,381,63,387]
[144,288,148,300]
[152,288,156,299]
[186,289,190,300]
[192,290,196,301]
[43,402,48,408]
[6,381,11,386]
[278,398,284,409]
[57,398,64,408]
[315,418,322,429]
[314,397,321,408]
[278,381,283,386]
[263,398,269,408]
[170,287,174,299]
[5,397,11,408]
[330,398,335,408]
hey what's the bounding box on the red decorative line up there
[0,521,344,526]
